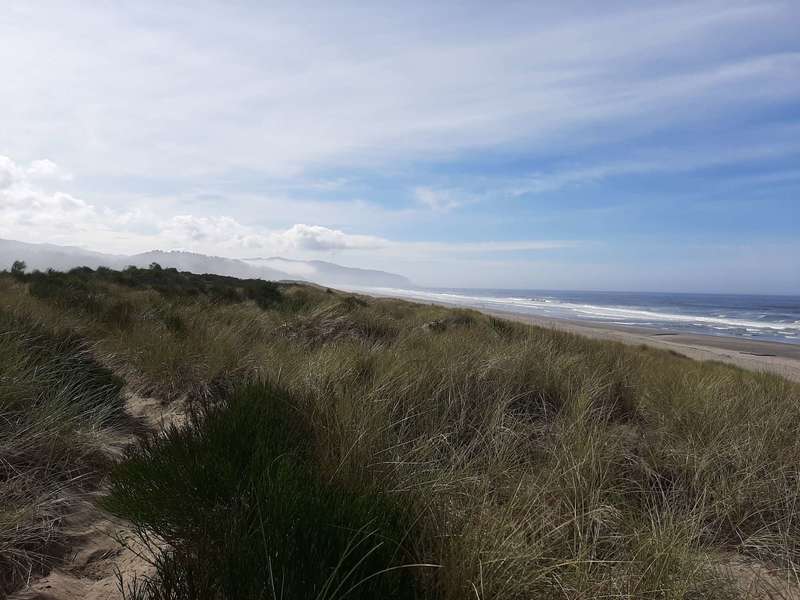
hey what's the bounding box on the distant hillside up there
[0,238,414,289]
[0,238,125,272]
[129,250,287,281]
[244,257,414,288]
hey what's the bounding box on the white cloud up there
[155,216,569,257]
[272,224,385,252]
[26,159,72,181]
[157,217,386,254]
[1,157,387,254]
[0,156,94,232]
[0,156,24,189]
[1,157,73,193]
[159,215,266,249]
[413,187,465,212]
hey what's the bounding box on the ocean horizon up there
[346,286,800,345]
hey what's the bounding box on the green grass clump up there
[0,309,125,595]
[104,382,428,600]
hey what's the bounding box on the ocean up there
[347,287,800,345]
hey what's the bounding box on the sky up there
[1,1,798,293]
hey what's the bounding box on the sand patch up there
[9,391,182,600]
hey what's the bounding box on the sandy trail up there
[10,506,153,600]
[9,392,185,600]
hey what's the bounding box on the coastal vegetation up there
[1,263,799,598]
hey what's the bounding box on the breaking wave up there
[345,286,800,342]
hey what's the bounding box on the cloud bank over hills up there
[0,238,413,289]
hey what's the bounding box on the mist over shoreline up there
[0,238,413,289]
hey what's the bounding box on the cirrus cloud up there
[413,187,466,212]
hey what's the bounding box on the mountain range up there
[0,238,414,289]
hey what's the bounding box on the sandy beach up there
[355,289,800,383]
[485,309,800,383]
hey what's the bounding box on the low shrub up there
[245,280,282,309]
[104,382,429,600]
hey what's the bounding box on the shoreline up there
[485,308,800,383]
[353,289,800,383]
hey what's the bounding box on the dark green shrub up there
[208,283,243,304]
[104,382,426,600]
[104,299,136,329]
[245,280,282,309]
[340,296,368,311]
[20,265,288,312]
[281,286,314,312]
[161,312,186,335]
[28,270,105,315]
[10,260,26,279]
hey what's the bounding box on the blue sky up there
[0,1,798,293]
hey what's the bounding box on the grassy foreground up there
[1,264,799,598]
[0,304,125,593]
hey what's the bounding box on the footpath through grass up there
[0,307,125,594]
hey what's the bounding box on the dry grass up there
[2,266,799,598]
[0,301,125,594]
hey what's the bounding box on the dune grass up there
[104,382,427,600]
[1,264,799,598]
[0,305,125,594]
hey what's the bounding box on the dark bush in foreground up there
[104,382,427,600]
